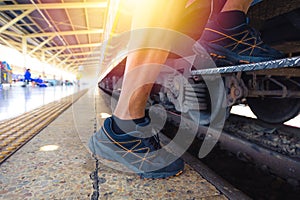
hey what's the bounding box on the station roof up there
[0,0,122,74]
[2,0,298,76]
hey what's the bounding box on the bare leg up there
[113,49,169,119]
[211,0,253,18]
[221,0,253,13]
[113,1,186,120]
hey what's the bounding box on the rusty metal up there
[162,110,300,182]
[246,68,300,77]
[159,130,251,200]
[247,73,300,98]
[225,73,248,106]
[150,101,300,181]
[248,90,300,97]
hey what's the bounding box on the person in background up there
[23,69,32,86]
[34,75,47,87]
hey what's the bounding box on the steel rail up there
[158,110,300,182]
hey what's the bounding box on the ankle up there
[217,10,246,29]
[112,115,146,134]
[221,0,252,13]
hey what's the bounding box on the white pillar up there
[22,36,27,70]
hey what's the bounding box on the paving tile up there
[0,90,227,200]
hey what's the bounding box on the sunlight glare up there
[40,145,59,151]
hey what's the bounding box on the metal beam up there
[22,37,27,55]
[0,9,34,33]
[0,2,107,11]
[0,36,15,49]
[83,1,91,51]
[65,60,77,69]
[2,30,23,38]
[74,61,100,65]
[27,29,103,38]
[28,36,55,55]
[57,55,72,67]
[58,51,101,57]
[47,48,66,62]
[45,43,101,50]
[0,35,34,49]
[74,59,100,62]
[67,57,100,62]
[41,50,45,62]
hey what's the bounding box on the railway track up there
[0,89,88,164]
[155,110,300,199]
[157,109,300,182]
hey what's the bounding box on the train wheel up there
[247,98,300,124]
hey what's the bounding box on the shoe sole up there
[88,132,184,179]
[138,170,183,179]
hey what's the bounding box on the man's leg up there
[113,49,168,120]
[114,1,188,121]
[221,0,253,13]
[216,0,253,31]
[211,0,262,19]
[114,0,213,125]
[112,0,190,133]
[89,0,189,179]
[197,0,284,66]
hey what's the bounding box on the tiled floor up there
[0,89,227,199]
[0,86,79,122]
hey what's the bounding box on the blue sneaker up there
[195,19,284,66]
[88,117,184,179]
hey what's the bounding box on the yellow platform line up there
[0,104,65,141]
[0,102,53,127]
[0,89,88,164]
[0,93,82,136]
[0,102,69,149]
[0,97,73,129]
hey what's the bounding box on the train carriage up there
[98,0,300,125]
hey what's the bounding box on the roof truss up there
[0,1,108,74]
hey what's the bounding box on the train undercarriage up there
[162,57,300,124]
[99,0,300,125]
[99,56,300,125]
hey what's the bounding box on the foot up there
[195,18,284,67]
[88,117,184,179]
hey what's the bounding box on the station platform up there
[0,88,240,199]
[0,86,79,121]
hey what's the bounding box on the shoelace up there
[146,134,161,150]
[136,124,162,150]
[246,17,263,45]
[248,25,263,44]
